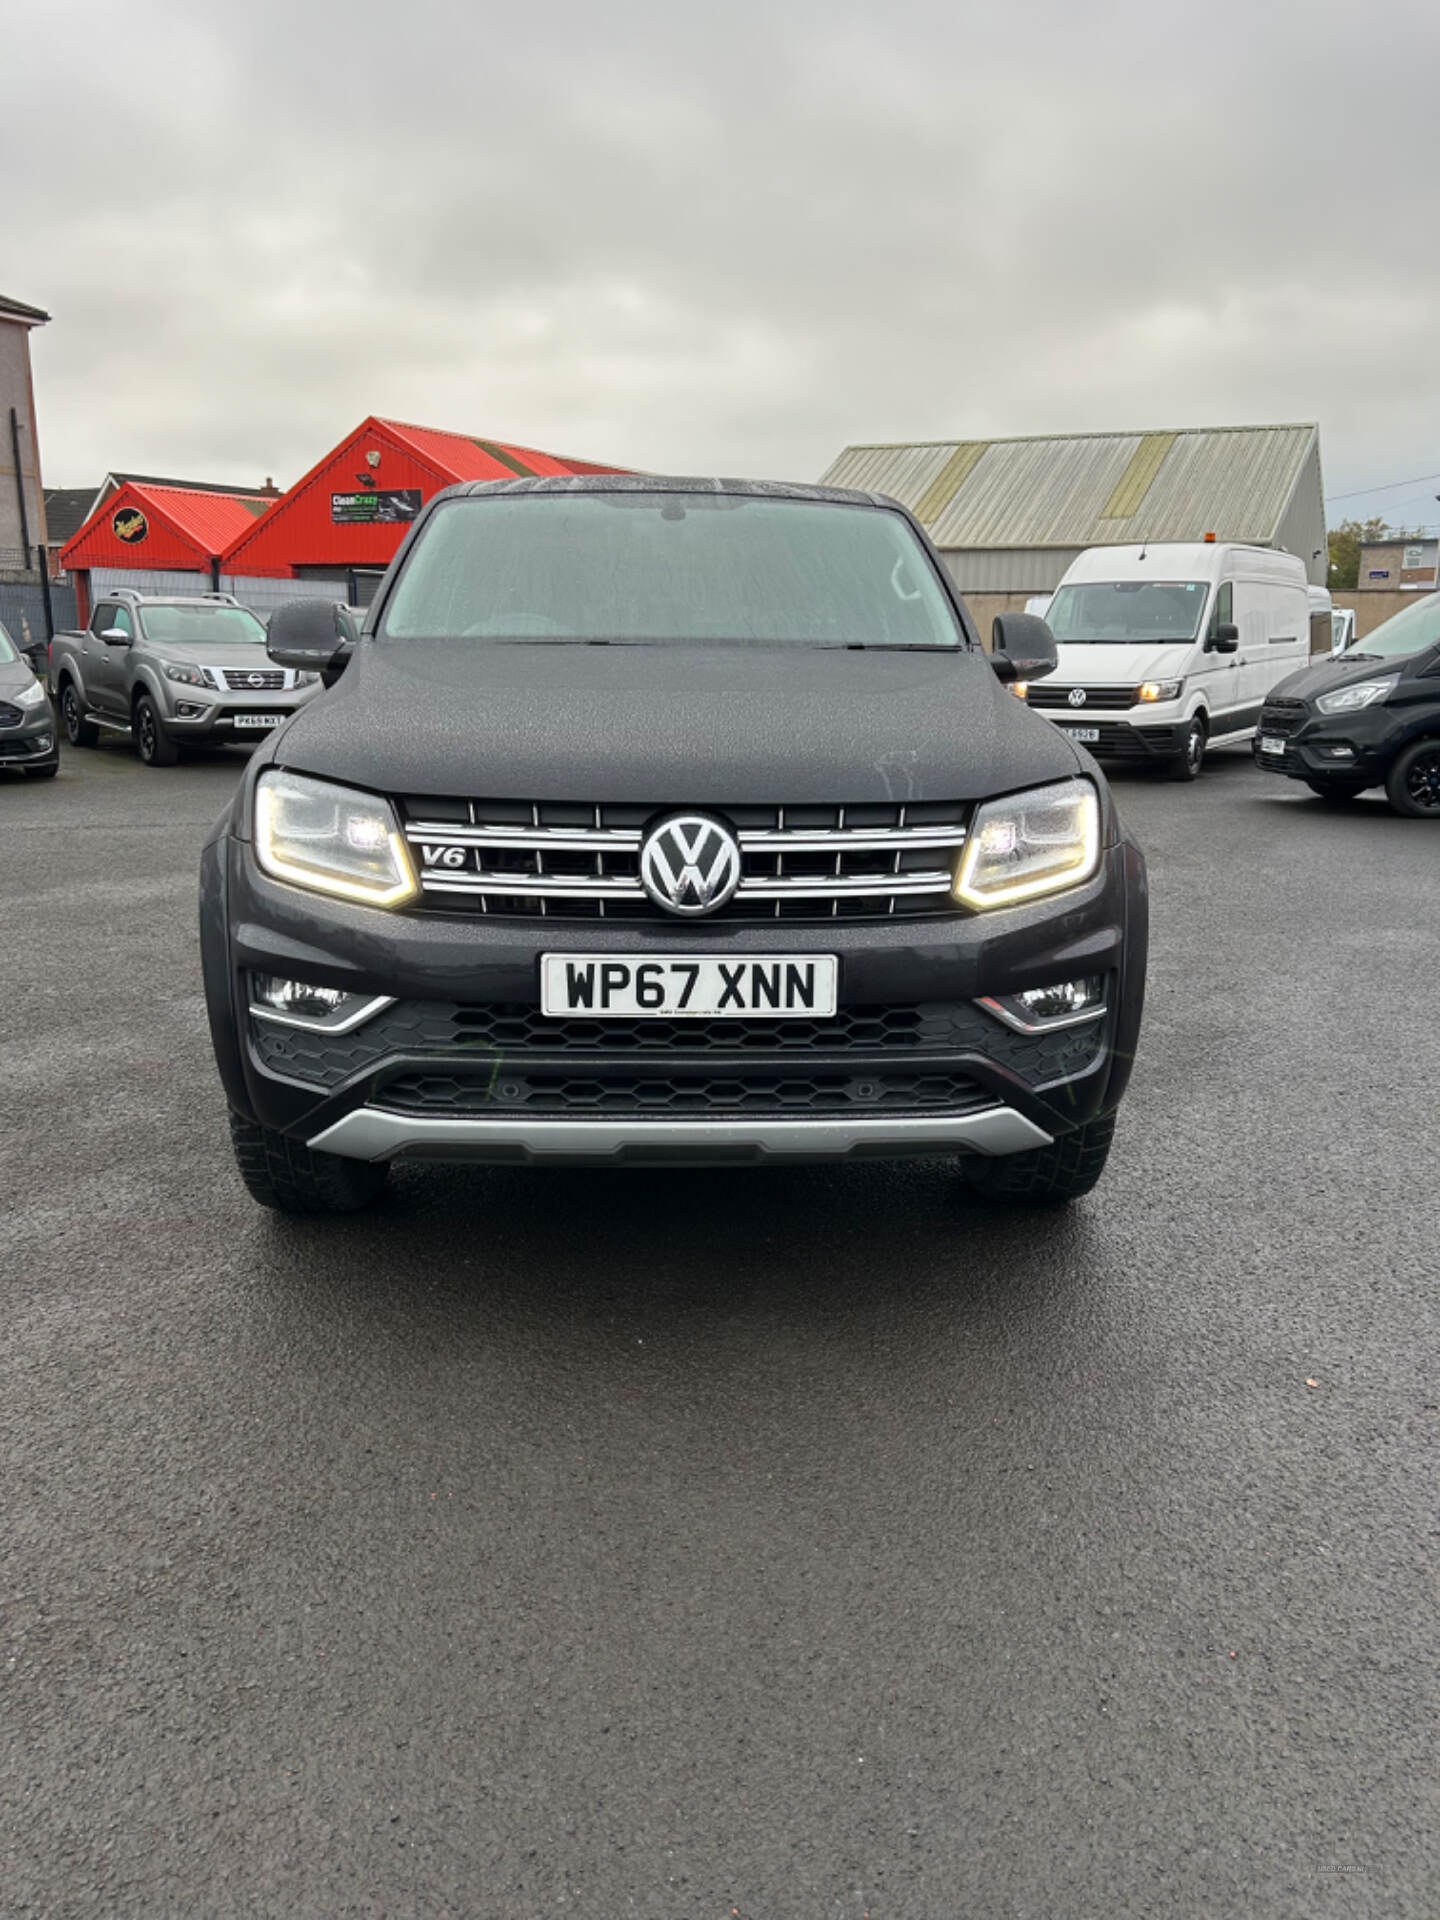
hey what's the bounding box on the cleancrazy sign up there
[331,489,423,525]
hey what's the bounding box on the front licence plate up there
[234,712,284,730]
[1062,725,1101,744]
[542,954,838,1019]
[1259,735,1286,756]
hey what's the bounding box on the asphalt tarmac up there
[2,739,1436,1918]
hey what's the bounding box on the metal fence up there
[0,574,78,650]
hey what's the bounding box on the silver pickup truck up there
[49,588,324,766]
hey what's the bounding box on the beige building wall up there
[1330,589,1425,639]
[0,316,47,562]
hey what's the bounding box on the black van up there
[1255,591,1440,815]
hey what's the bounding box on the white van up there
[1032,542,1312,780]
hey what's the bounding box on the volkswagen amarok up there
[199,476,1148,1213]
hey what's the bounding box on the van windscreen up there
[1046,580,1209,643]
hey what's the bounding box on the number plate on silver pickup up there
[541,955,838,1018]
[233,712,284,729]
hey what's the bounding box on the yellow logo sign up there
[113,507,149,545]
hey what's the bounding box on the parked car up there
[1028,541,1311,780]
[1254,590,1440,815]
[0,617,58,779]
[49,589,324,767]
[200,475,1148,1215]
[1331,606,1357,653]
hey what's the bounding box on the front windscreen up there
[139,606,266,646]
[1046,580,1210,643]
[380,493,966,648]
[0,622,17,665]
[1344,592,1440,660]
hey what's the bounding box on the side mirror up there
[19,638,47,673]
[101,627,131,646]
[1208,622,1240,655]
[990,612,1058,683]
[266,599,360,679]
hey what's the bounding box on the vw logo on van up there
[639,813,743,917]
[1068,688,1088,708]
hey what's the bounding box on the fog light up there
[248,974,394,1034]
[33,733,53,753]
[253,975,352,1019]
[1322,744,1355,759]
[978,975,1107,1033]
[174,701,205,718]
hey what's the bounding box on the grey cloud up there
[7,0,1440,525]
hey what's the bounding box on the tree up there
[1327,516,1420,590]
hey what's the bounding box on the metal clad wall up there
[91,565,209,599]
[219,574,359,616]
[1272,437,1328,585]
[940,549,1084,594]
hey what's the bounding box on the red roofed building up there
[60,482,274,622]
[219,417,628,602]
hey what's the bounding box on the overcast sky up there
[8,0,1440,527]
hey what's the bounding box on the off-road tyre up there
[1385,738,1440,818]
[1304,777,1366,803]
[1162,716,1207,782]
[59,679,98,747]
[228,1109,389,1215]
[134,693,179,766]
[959,1110,1117,1205]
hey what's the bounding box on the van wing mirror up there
[1209,622,1240,654]
[266,599,360,676]
[990,612,1058,683]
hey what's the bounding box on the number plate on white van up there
[541,955,838,1018]
[1061,725,1100,744]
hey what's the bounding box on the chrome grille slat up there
[402,798,969,920]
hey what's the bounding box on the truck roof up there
[1059,542,1308,586]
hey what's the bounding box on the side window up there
[109,607,134,638]
[1208,581,1233,638]
[91,602,116,635]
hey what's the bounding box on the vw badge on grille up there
[639,813,743,917]
[1068,687,1087,707]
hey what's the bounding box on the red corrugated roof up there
[61,482,278,570]
[137,485,271,551]
[376,419,622,482]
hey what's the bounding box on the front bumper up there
[166,700,303,741]
[1040,715,1188,760]
[1253,706,1399,784]
[0,705,58,768]
[201,831,1148,1164]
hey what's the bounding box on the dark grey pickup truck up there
[201,474,1149,1216]
[49,588,323,766]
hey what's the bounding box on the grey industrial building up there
[821,423,1328,631]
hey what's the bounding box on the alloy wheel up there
[1406,746,1440,813]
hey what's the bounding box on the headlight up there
[15,679,46,708]
[254,769,418,908]
[1315,675,1398,715]
[1137,679,1183,703]
[163,662,207,687]
[954,777,1101,911]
